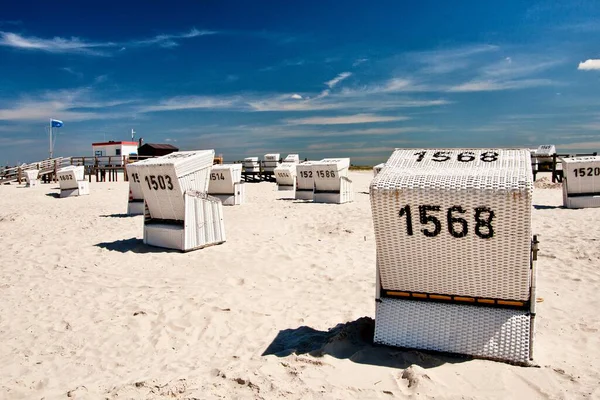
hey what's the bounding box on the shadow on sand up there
[533,204,564,210]
[95,237,178,254]
[45,192,60,198]
[262,317,470,369]
[100,213,136,218]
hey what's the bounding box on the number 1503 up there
[398,204,495,239]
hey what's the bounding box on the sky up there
[1,0,600,165]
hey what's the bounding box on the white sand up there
[0,172,599,399]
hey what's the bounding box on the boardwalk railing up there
[1,157,68,184]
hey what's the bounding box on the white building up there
[92,141,138,165]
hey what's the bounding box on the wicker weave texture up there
[375,298,531,363]
[370,149,533,301]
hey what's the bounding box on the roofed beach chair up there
[370,148,538,364]
[274,162,297,191]
[283,154,300,164]
[57,165,89,198]
[126,150,226,252]
[295,160,318,201]
[24,169,39,187]
[243,157,260,173]
[312,158,354,204]
[373,163,385,177]
[126,162,147,215]
[208,163,245,205]
[561,155,600,208]
[263,153,280,181]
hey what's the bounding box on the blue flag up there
[51,119,63,128]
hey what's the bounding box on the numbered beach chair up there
[295,161,318,200]
[208,164,245,205]
[312,158,354,204]
[243,157,260,173]
[561,156,600,208]
[263,153,280,181]
[283,154,300,164]
[24,169,40,187]
[57,166,89,198]
[373,163,385,177]
[126,150,226,252]
[274,163,297,191]
[126,161,148,215]
[370,148,538,364]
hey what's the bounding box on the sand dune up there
[0,171,599,399]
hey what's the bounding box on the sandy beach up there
[0,171,599,399]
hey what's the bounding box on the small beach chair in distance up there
[311,158,354,204]
[283,154,300,164]
[295,160,318,201]
[57,165,89,198]
[274,162,297,191]
[126,150,226,252]
[24,169,39,187]
[561,155,600,208]
[243,157,260,173]
[263,153,280,181]
[373,163,385,177]
[208,164,245,205]
[370,148,537,364]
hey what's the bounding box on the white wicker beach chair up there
[312,158,354,204]
[274,163,297,191]
[126,150,226,252]
[295,161,318,201]
[263,153,281,173]
[243,157,260,173]
[370,148,537,364]
[24,169,39,187]
[126,161,148,215]
[208,164,245,205]
[283,154,300,164]
[373,163,385,177]
[57,166,89,198]
[561,156,600,208]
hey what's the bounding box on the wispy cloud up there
[411,44,499,74]
[139,95,237,112]
[0,28,216,56]
[61,67,84,79]
[578,59,600,70]
[352,58,369,67]
[447,78,555,92]
[326,72,352,88]
[0,31,114,56]
[285,113,409,125]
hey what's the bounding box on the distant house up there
[92,141,138,165]
[138,143,179,157]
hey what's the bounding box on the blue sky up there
[1,1,600,165]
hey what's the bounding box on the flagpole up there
[49,118,53,159]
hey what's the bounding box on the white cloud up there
[285,113,409,125]
[411,44,499,74]
[352,58,369,67]
[326,72,352,88]
[0,28,217,56]
[447,79,555,92]
[578,59,600,70]
[0,31,114,56]
[140,96,237,112]
[290,94,303,100]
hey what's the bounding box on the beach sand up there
[0,171,598,399]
